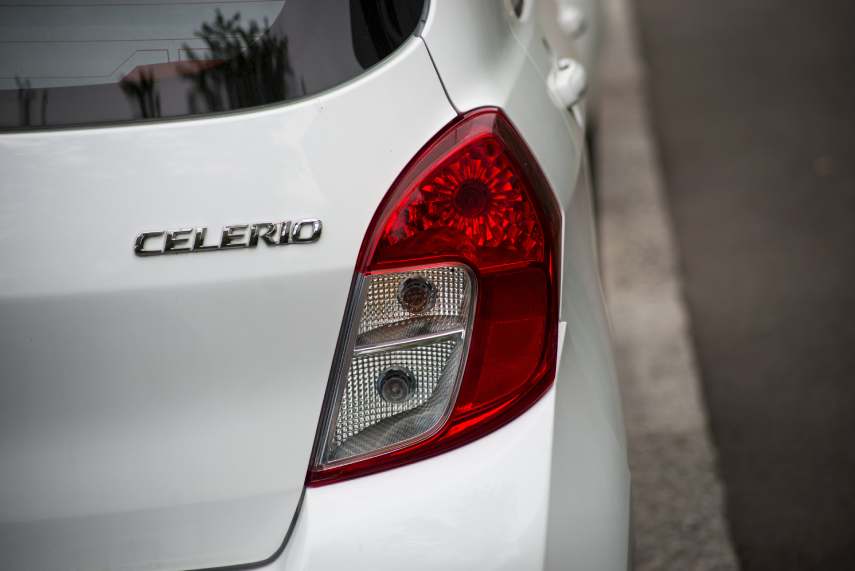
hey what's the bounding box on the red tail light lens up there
[309,108,561,485]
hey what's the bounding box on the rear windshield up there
[0,0,425,131]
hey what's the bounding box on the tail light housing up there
[309,108,561,485]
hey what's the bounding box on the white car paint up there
[0,1,628,569]
[0,36,455,571]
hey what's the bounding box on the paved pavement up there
[631,0,855,568]
[596,0,738,568]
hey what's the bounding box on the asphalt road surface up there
[632,0,855,569]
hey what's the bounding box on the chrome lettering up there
[135,219,322,256]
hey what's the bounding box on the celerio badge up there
[134,219,322,256]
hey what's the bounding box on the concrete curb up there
[595,0,740,568]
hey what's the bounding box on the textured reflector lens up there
[316,265,475,467]
[357,266,471,343]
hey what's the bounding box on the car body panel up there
[251,2,629,569]
[0,1,629,569]
[0,37,455,571]
[535,0,603,76]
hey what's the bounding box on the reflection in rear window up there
[0,0,424,131]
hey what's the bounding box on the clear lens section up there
[357,266,471,341]
[318,265,475,467]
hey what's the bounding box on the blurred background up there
[596,0,855,569]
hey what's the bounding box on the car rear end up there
[0,1,629,570]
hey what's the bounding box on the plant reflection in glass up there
[120,68,161,119]
[181,11,292,113]
[118,10,292,119]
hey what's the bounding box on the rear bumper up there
[261,324,630,571]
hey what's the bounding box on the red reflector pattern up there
[309,108,561,485]
[380,137,545,262]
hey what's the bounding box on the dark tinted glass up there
[0,0,425,131]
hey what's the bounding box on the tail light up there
[308,108,561,485]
